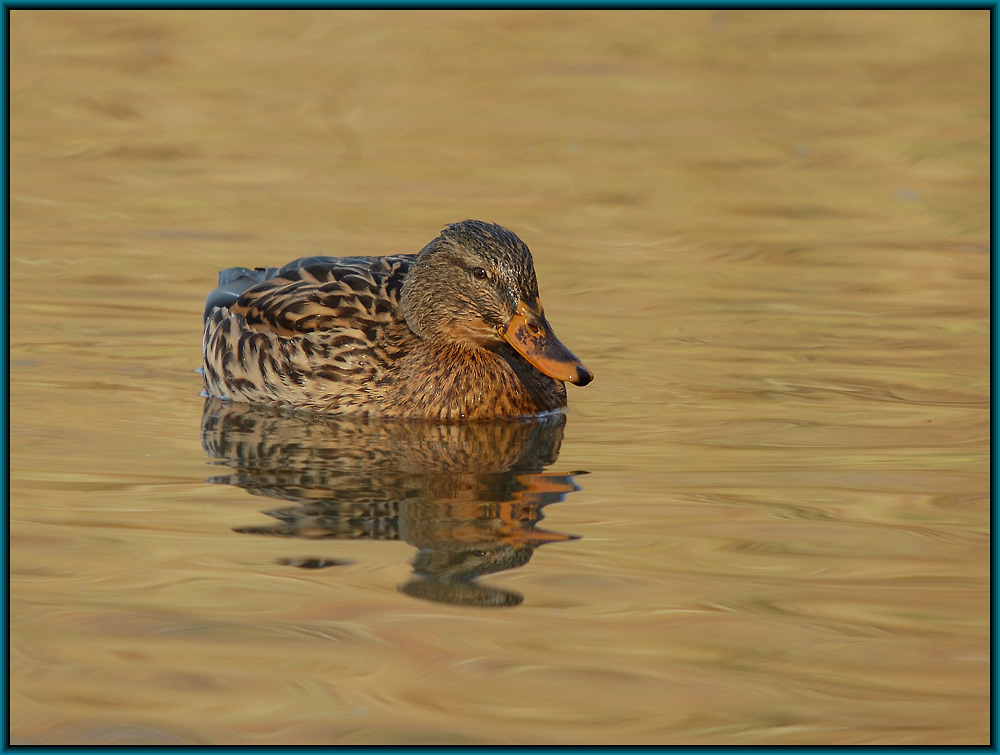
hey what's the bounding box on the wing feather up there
[202,254,415,410]
[228,255,412,339]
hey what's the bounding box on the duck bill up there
[500,300,594,386]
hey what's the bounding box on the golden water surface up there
[9,9,990,746]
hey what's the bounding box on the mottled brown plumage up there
[202,220,592,420]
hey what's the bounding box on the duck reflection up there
[200,398,584,607]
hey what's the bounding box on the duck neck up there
[383,336,567,420]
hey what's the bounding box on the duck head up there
[401,220,594,387]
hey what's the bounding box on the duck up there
[202,220,593,420]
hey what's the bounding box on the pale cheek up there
[441,318,501,344]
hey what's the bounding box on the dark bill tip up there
[571,365,594,387]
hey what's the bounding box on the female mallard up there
[202,220,593,420]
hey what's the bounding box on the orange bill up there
[499,300,594,386]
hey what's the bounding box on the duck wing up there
[202,255,416,409]
[209,255,413,338]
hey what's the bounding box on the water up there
[9,9,989,745]
[201,399,581,608]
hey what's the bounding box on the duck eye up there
[472,267,488,280]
